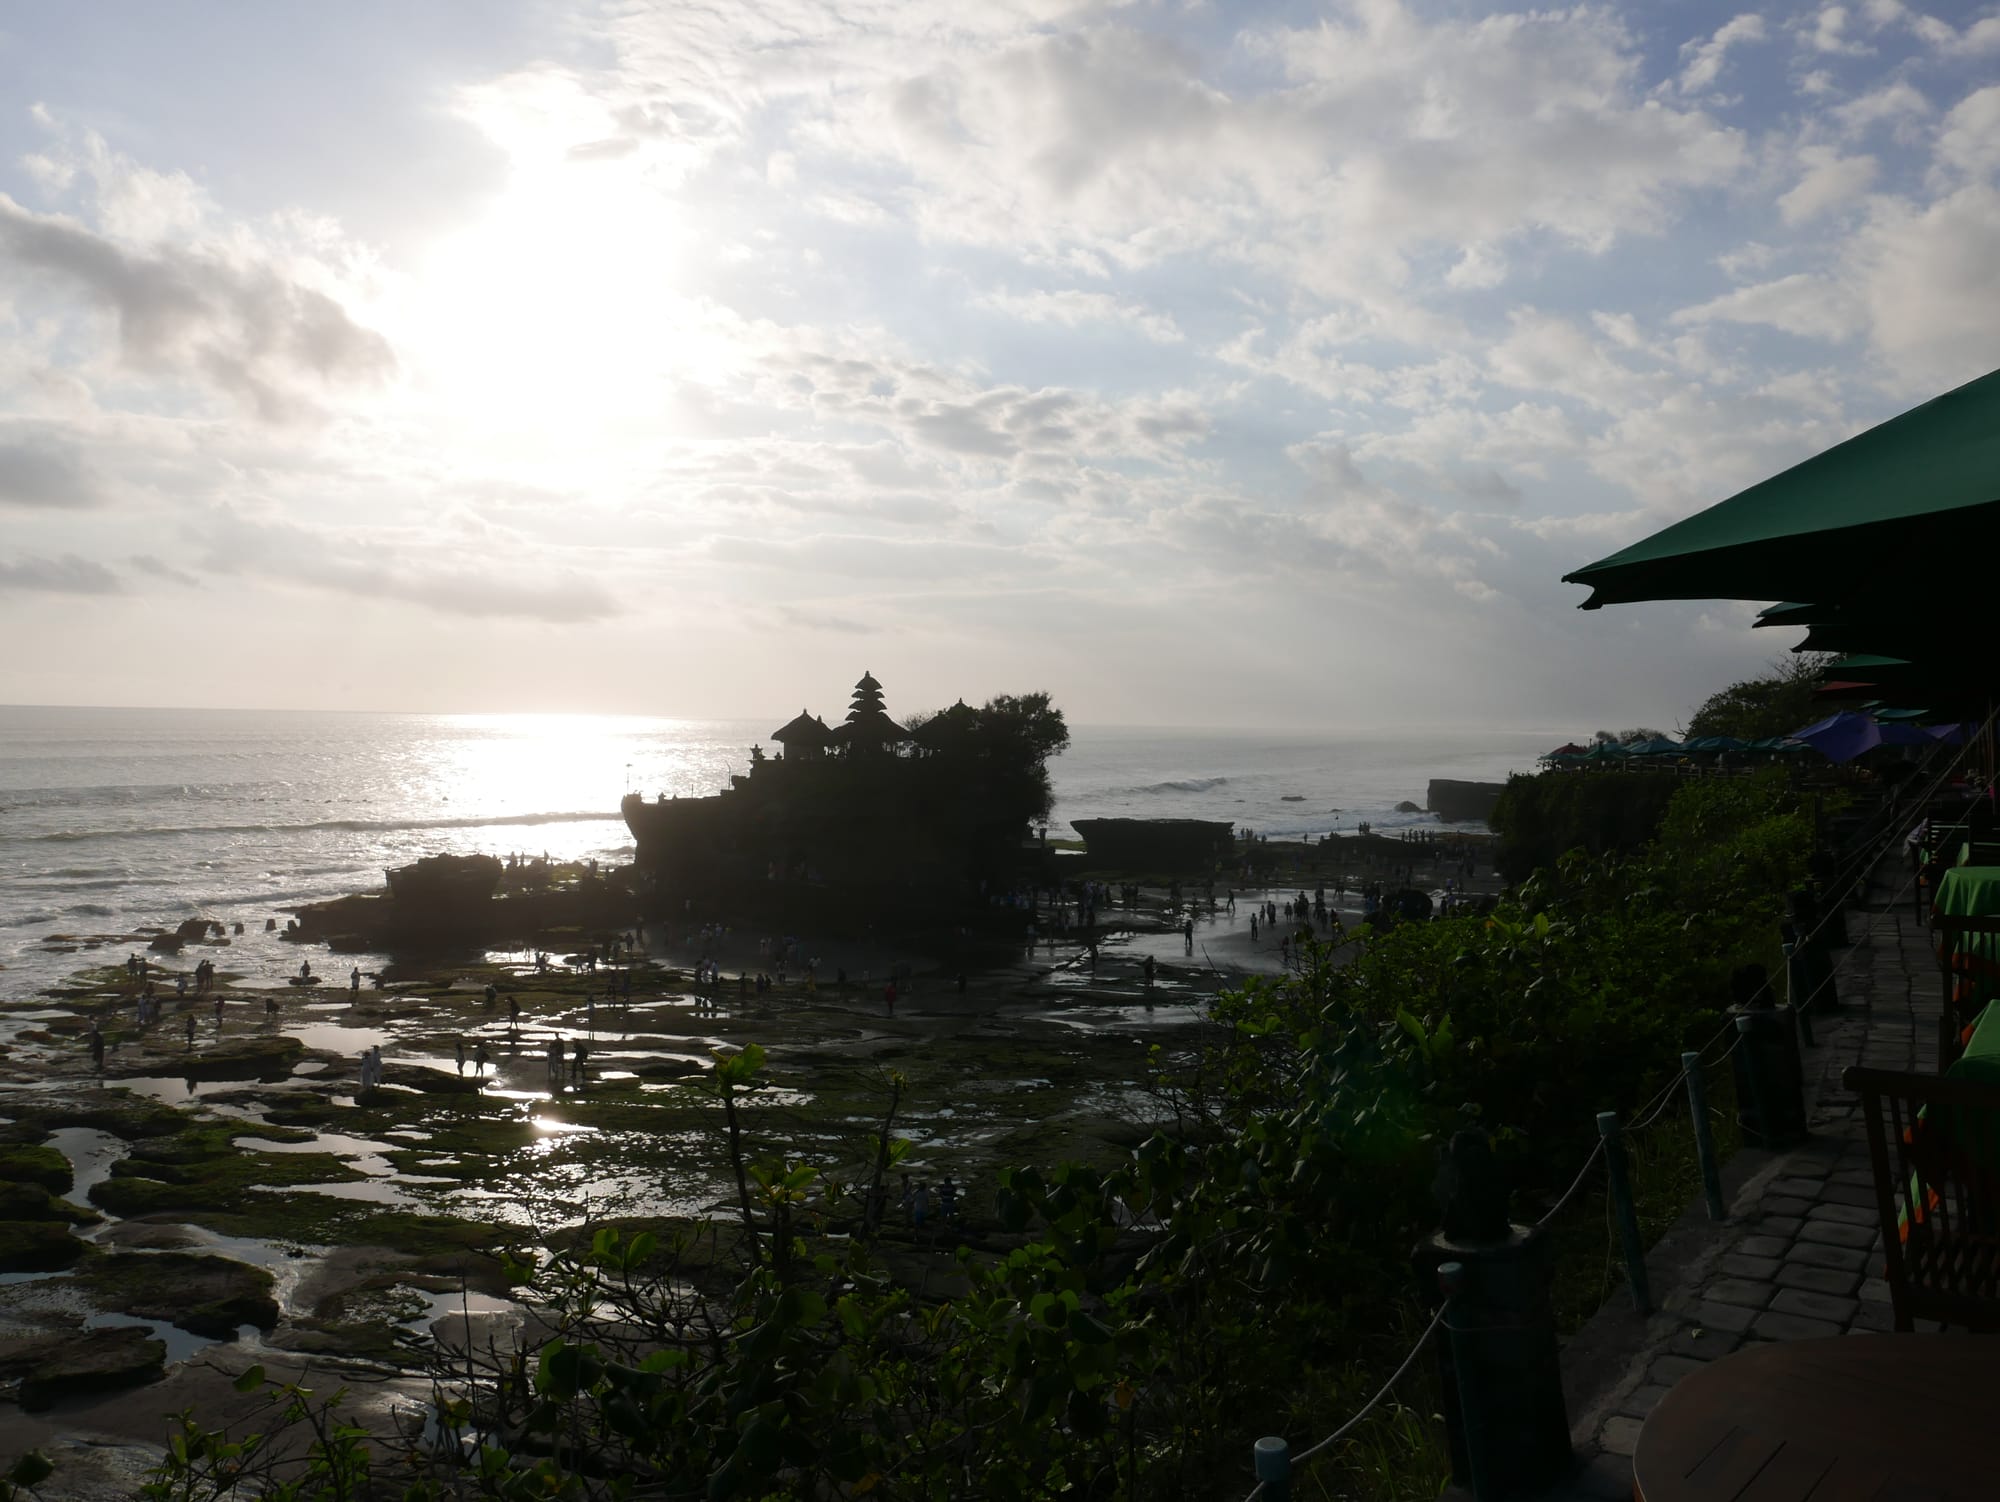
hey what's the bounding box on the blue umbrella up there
[1790,711,1939,762]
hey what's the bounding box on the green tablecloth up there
[1933,866,2000,919]
[1933,868,2000,1008]
[1949,1000,2000,1087]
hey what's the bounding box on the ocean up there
[0,707,1557,995]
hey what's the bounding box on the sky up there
[0,0,1996,733]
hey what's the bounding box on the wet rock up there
[175,918,215,944]
[106,1034,304,1084]
[380,1062,481,1095]
[0,1143,73,1194]
[0,1181,94,1224]
[77,1252,279,1338]
[11,1327,166,1411]
[1394,800,1422,813]
[0,1220,87,1273]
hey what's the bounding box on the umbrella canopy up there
[1624,735,1685,756]
[1565,367,2000,610]
[1789,711,1940,762]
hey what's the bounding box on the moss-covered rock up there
[0,1220,87,1273]
[0,1143,72,1194]
[14,1327,166,1411]
[76,1252,278,1338]
[0,1181,96,1225]
[108,1033,305,1083]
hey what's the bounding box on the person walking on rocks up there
[351,966,361,995]
[185,1015,196,1050]
[455,1039,467,1076]
[87,1023,105,1072]
[911,1180,932,1230]
[883,980,896,1017]
[570,1040,587,1086]
[474,1041,489,1078]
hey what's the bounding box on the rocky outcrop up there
[11,1327,166,1411]
[78,1252,280,1338]
[1072,819,1236,874]
[1426,779,1505,823]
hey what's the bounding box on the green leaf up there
[232,1365,266,1393]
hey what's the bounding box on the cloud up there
[0,193,393,422]
[973,288,1183,343]
[0,554,121,594]
[1679,13,1767,94]
[1935,86,2000,179]
[126,554,201,587]
[1778,147,1878,223]
[0,433,104,509]
[197,514,621,624]
[1671,272,1861,341]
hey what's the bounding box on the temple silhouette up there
[621,673,1065,917]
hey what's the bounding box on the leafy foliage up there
[122,776,1810,1501]
[1684,654,1836,741]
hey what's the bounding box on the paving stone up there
[1756,1215,1805,1237]
[1735,1234,1791,1259]
[1769,1177,1831,1198]
[1806,1202,1877,1226]
[1761,1194,1813,1216]
[1570,1451,1635,1501]
[1705,1276,1775,1309]
[1851,1300,1896,1332]
[1787,1241,1871,1272]
[1750,1309,1844,1341]
[1691,1299,1758,1334]
[1829,1168,1877,1188]
[1769,1287,1859,1323]
[1819,1182,1878,1209]
[1617,1383,1674,1419]
[1665,1326,1740,1360]
[1858,1277,1891,1304]
[1598,1416,1644,1457]
[1797,1219,1878,1250]
[1774,1263,1862,1296]
[1719,1253,1783,1281]
[1648,1354,1711,1385]
[1781,1153,1839,1176]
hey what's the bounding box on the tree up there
[1684,654,1836,741]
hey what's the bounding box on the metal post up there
[1252,1435,1290,1500]
[1437,1261,1486,1502]
[1682,1050,1725,1221]
[1783,942,1814,1046]
[1596,1111,1652,1314]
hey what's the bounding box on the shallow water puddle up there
[85,1309,236,1366]
[46,1125,126,1202]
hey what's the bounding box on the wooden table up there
[1632,1335,1998,1500]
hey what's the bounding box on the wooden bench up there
[1845,1065,2000,1331]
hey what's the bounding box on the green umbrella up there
[1565,367,2000,609]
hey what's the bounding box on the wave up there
[20,810,622,845]
[65,903,115,918]
[1107,776,1230,796]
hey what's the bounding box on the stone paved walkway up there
[1537,863,1936,1501]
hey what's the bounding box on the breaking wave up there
[1112,777,1229,796]
[23,811,622,845]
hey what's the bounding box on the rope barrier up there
[1236,722,1998,1498]
[1242,1302,1448,1501]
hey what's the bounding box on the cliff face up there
[1426,779,1505,823]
